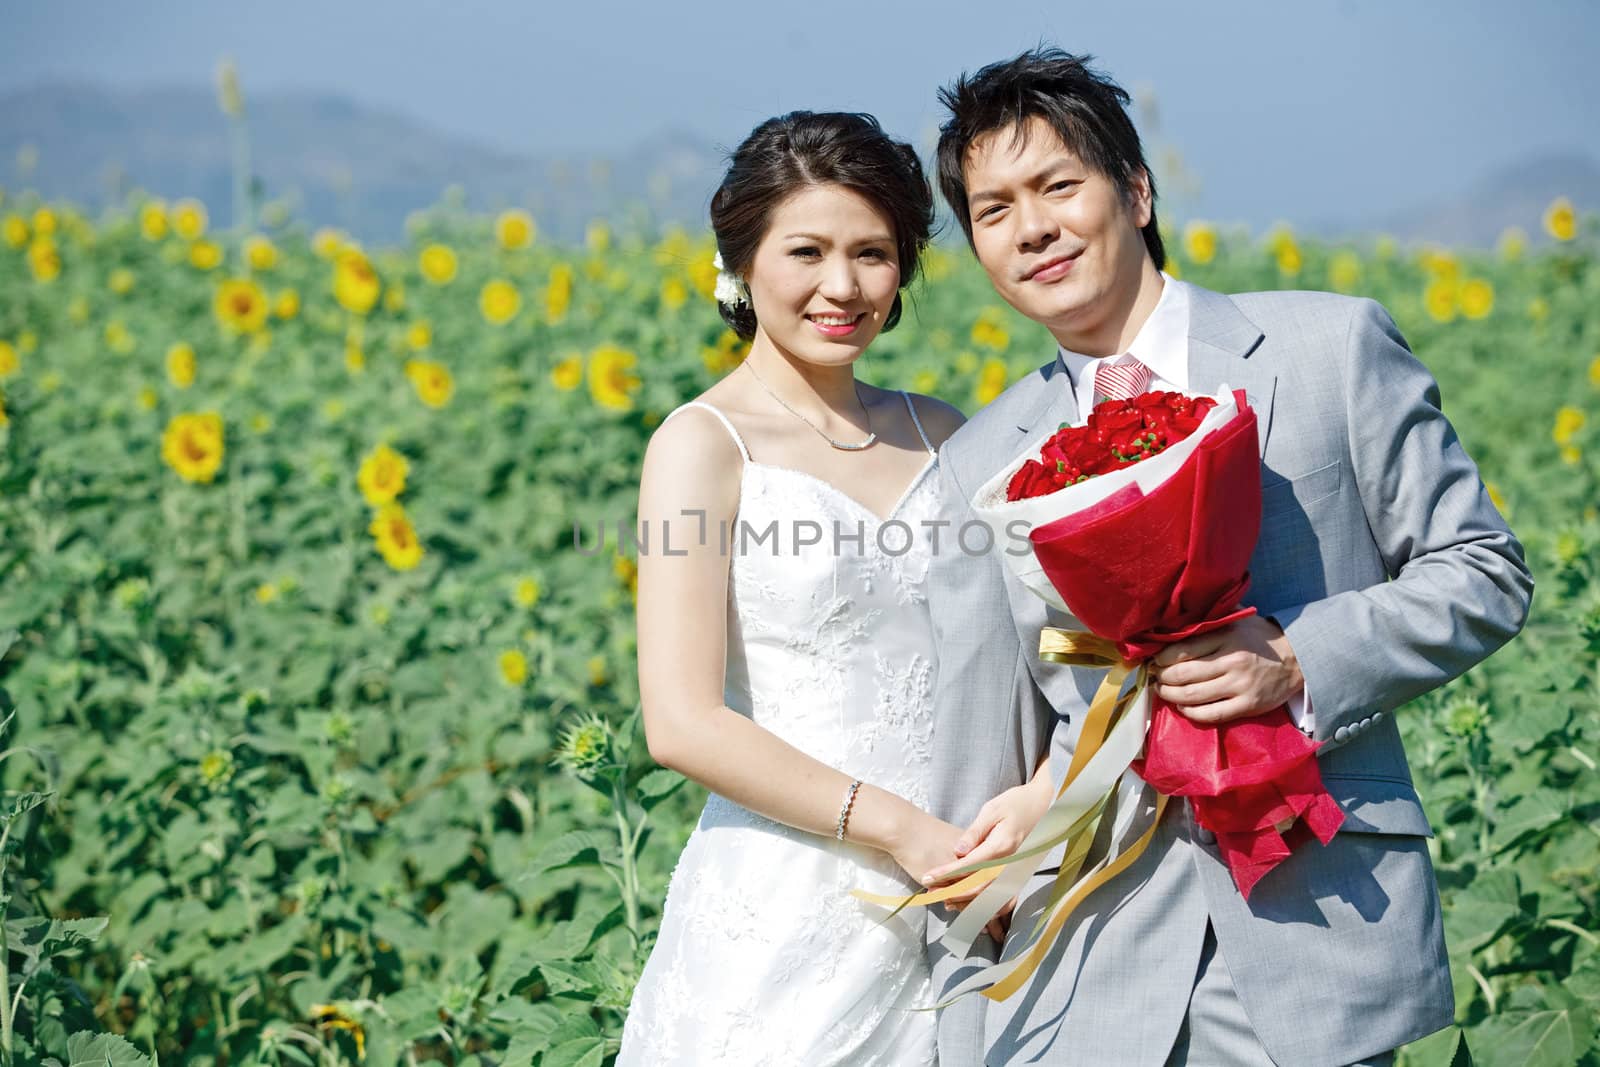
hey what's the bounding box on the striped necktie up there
[1093,358,1153,402]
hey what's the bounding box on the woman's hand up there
[920,769,1055,943]
[884,808,966,894]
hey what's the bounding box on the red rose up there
[1135,393,1170,413]
[1006,459,1053,501]
[1094,405,1144,435]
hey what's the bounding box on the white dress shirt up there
[1055,273,1314,732]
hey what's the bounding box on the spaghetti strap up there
[901,392,935,455]
[664,401,752,462]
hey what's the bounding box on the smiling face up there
[963,116,1157,355]
[744,183,902,368]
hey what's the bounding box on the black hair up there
[936,47,1165,269]
[710,111,934,340]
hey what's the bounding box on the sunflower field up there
[0,184,1595,1067]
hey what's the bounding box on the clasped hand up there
[1149,614,1304,724]
[918,774,1054,944]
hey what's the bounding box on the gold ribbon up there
[853,626,1168,1006]
[978,794,1169,1002]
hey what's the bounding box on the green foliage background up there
[0,192,1595,1066]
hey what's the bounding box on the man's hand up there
[1149,615,1303,724]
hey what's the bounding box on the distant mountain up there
[1306,151,1600,248]
[0,84,1593,248]
[0,84,729,241]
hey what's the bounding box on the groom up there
[924,49,1534,1066]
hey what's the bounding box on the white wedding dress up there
[617,396,941,1066]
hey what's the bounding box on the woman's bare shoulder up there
[640,399,746,512]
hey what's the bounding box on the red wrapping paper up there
[1027,393,1344,898]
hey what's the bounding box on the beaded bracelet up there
[834,779,863,841]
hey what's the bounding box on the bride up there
[617,111,973,1065]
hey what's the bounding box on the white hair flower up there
[713,252,749,308]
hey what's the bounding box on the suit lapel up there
[1012,354,1078,438]
[1185,285,1276,457]
[989,357,1099,716]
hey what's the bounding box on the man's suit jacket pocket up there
[1322,772,1434,837]
[1261,458,1343,509]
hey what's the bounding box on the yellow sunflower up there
[104,320,135,355]
[687,251,718,300]
[1328,251,1361,293]
[480,279,521,325]
[1554,406,1586,446]
[369,503,424,571]
[545,264,574,323]
[274,288,300,319]
[970,307,1010,352]
[214,278,269,333]
[139,200,169,241]
[0,340,19,379]
[172,199,208,240]
[333,249,381,315]
[2,215,28,248]
[405,360,455,408]
[189,240,223,271]
[108,267,135,295]
[498,649,528,687]
[700,330,749,375]
[357,443,409,506]
[1458,279,1494,320]
[1544,197,1577,242]
[587,344,640,411]
[660,276,688,311]
[975,358,1008,406]
[1274,239,1302,276]
[28,239,61,282]
[161,412,225,483]
[312,228,345,259]
[1424,279,1458,323]
[419,243,458,285]
[551,353,583,391]
[244,234,278,271]
[495,209,536,250]
[1182,221,1217,265]
[406,320,432,350]
[166,342,197,388]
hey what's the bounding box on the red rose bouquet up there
[856,387,1344,1007]
[1005,391,1219,501]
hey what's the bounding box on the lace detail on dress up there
[618,412,942,1066]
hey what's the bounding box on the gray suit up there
[925,285,1533,1066]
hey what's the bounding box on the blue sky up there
[4,0,1596,228]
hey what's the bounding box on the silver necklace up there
[744,360,877,452]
